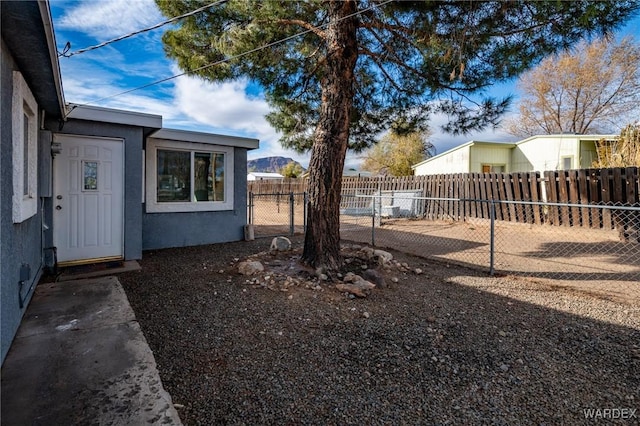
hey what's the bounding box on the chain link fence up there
[340,192,640,296]
[248,192,306,238]
[249,191,639,297]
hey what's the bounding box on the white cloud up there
[428,112,518,155]
[171,74,310,165]
[57,0,163,39]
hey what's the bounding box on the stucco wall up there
[469,146,512,172]
[1,39,47,363]
[142,148,248,249]
[48,120,145,260]
[513,136,580,172]
[414,145,471,175]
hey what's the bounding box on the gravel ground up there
[119,236,639,425]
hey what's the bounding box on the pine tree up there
[157,0,639,269]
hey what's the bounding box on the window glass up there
[83,161,98,191]
[563,157,572,170]
[213,153,225,201]
[194,152,211,201]
[194,152,225,202]
[157,150,190,202]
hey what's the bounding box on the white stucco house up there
[412,134,617,176]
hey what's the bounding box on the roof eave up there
[150,128,260,150]
[38,0,66,119]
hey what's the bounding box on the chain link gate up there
[248,192,307,238]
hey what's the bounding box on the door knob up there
[56,195,63,200]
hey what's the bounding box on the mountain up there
[247,156,305,173]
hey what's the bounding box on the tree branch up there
[275,19,327,39]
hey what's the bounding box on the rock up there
[362,312,370,319]
[499,364,509,372]
[391,277,399,283]
[237,260,264,275]
[363,269,387,288]
[335,283,367,298]
[361,246,375,259]
[373,249,393,264]
[319,273,328,281]
[353,278,375,290]
[343,272,360,283]
[414,268,423,275]
[360,264,368,270]
[270,236,292,251]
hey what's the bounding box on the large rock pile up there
[235,240,425,298]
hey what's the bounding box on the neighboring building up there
[412,134,616,176]
[412,141,516,175]
[342,170,375,178]
[247,172,284,181]
[1,1,258,364]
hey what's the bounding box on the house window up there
[482,164,505,173]
[561,156,573,170]
[146,139,233,213]
[12,71,38,223]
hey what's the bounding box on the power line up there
[69,0,394,112]
[60,0,227,58]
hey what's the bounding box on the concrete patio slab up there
[1,276,182,425]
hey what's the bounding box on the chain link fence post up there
[303,192,308,234]
[489,199,496,276]
[289,192,295,236]
[248,191,253,224]
[371,193,377,246]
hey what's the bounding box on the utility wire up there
[60,0,227,57]
[68,0,394,112]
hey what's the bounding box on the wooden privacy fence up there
[248,167,640,229]
[544,167,639,230]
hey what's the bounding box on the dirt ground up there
[119,235,639,425]
[250,200,640,304]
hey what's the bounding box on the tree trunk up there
[301,0,358,270]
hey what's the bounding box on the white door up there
[53,135,124,264]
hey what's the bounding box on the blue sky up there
[50,0,640,168]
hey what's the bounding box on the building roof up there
[515,133,618,146]
[152,128,259,149]
[248,172,284,178]
[411,141,516,169]
[1,0,66,118]
[67,104,162,135]
[342,170,375,177]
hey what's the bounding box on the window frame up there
[560,156,573,170]
[12,71,38,223]
[145,139,234,213]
